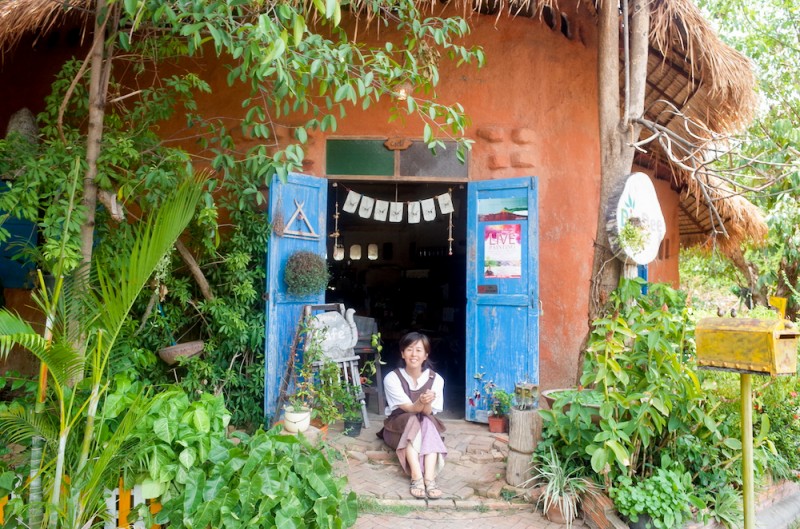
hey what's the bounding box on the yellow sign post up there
[695,309,798,529]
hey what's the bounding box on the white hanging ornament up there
[437,192,454,215]
[373,200,389,221]
[408,201,421,224]
[389,202,404,223]
[421,198,436,221]
[342,190,361,213]
[358,196,375,218]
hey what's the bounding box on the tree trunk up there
[80,0,114,269]
[589,0,650,322]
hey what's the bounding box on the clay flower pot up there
[487,415,508,433]
[158,340,204,365]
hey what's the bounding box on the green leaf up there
[180,447,197,468]
[154,417,176,444]
[193,407,211,433]
[591,446,608,473]
[723,437,742,450]
[606,439,630,467]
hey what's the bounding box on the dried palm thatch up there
[0,0,766,252]
[0,0,91,54]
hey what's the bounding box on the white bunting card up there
[358,195,375,218]
[408,201,421,223]
[373,200,389,221]
[342,191,361,213]
[421,198,436,221]
[437,192,454,214]
[389,202,404,222]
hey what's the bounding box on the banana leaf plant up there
[0,173,204,529]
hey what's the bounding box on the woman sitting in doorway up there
[378,331,447,499]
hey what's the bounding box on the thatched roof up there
[0,0,766,251]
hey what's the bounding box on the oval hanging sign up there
[608,172,666,265]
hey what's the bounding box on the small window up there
[368,244,379,260]
[349,244,362,260]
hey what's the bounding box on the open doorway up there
[324,181,468,419]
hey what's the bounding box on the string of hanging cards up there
[331,183,455,256]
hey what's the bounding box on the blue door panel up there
[263,173,328,421]
[466,177,539,422]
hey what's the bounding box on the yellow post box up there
[695,318,799,376]
[695,315,798,529]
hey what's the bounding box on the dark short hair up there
[398,332,433,370]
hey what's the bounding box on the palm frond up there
[0,406,59,446]
[0,312,84,389]
[93,174,206,348]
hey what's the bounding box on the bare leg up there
[405,444,423,480]
[423,452,437,481]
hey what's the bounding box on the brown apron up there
[378,368,446,449]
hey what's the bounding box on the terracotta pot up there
[545,502,568,524]
[158,340,204,365]
[487,415,508,433]
[283,407,312,433]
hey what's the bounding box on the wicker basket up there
[158,340,204,365]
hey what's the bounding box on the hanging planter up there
[606,172,666,266]
[284,251,329,296]
[158,340,204,365]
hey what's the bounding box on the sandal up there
[410,478,426,499]
[425,479,443,499]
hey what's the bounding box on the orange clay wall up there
[0,5,681,390]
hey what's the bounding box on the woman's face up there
[401,340,428,370]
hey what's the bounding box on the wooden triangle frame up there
[283,198,319,240]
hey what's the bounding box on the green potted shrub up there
[337,383,364,437]
[488,388,513,433]
[528,447,593,528]
[284,250,329,297]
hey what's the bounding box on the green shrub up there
[610,468,696,529]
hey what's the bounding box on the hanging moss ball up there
[284,251,329,296]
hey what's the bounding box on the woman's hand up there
[418,389,436,405]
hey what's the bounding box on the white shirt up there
[383,368,444,415]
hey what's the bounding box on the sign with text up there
[483,224,522,278]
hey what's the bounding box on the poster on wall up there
[483,224,522,278]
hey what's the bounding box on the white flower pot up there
[283,407,312,433]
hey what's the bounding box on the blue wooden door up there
[465,177,539,422]
[263,173,328,421]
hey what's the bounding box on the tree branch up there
[175,239,214,301]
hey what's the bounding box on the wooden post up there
[506,408,542,486]
[508,408,541,454]
[741,374,754,529]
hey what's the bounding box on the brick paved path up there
[320,412,574,528]
[354,507,587,529]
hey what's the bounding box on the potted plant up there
[528,447,593,528]
[337,383,364,437]
[284,250,329,297]
[311,357,344,432]
[488,388,513,433]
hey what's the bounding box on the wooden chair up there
[303,304,369,427]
